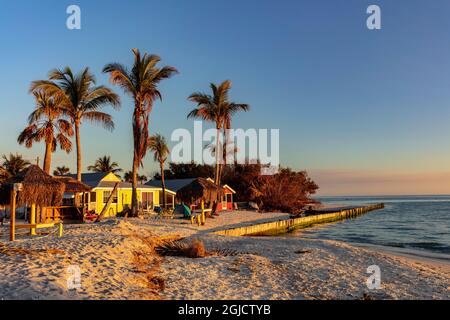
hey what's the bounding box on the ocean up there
[294,195,450,262]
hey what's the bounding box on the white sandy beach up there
[0,210,449,300]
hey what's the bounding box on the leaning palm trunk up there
[43,142,52,174]
[161,162,166,209]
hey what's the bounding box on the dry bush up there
[154,238,205,258]
[248,168,319,214]
[221,165,319,213]
[155,238,241,258]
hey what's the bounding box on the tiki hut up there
[53,176,91,193]
[176,177,222,205]
[49,176,92,221]
[0,165,65,207]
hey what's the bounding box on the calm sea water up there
[294,195,450,261]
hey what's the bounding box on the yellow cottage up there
[70,172,176,217]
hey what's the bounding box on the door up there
[142,192,154,211]
[222,194,227,211]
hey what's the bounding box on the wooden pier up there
[213,203,385,237]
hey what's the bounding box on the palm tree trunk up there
[131,102,142,217]
[75,120,82,181]
[214,127,221,186]
[43,142,52,174]
[161,162,166,210]
[218,127,226,185]
[131,155,139,217]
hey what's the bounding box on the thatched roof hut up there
[53,176,92,193]
[176,178,222,204]
[0,165,65,207]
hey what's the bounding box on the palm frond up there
[103,63,136,96]
[81,111,114,131]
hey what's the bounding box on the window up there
[103,190,118,204]
[90,192,97,203]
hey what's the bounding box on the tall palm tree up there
[220,93,249,182]
[148,134,170,209]
[188,80,249,186]
[103,48,178,216]
[0,153,30,180]
[53,166,70,176]
[88,155,122,174]
[18,91,73,174]
[30,67,120,181]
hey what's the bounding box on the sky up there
[1,0,450,196]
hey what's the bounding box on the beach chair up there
[174,204,192,219]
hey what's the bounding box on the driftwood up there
[95,182,119,223]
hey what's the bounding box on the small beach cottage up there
[206,178,236,211]
[70,172,176,217]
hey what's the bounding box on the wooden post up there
[201,213,206,226]
[9,189,16,242]
[30,203,36,235]
[201,200,205,226]
[58,223,63,237]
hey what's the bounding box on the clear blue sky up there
[1,0,450,195]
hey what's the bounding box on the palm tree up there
[123,171,133,183]
[88,156,122,174]
[0,153,30,181]
[103,48,178,216]
[148,134,170,209]
[53,166,70,176]
[30,67,120,181]
[138,175,147,184]
[188,80,249,186]
[123,171,147,184]
[18,91,73,174]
